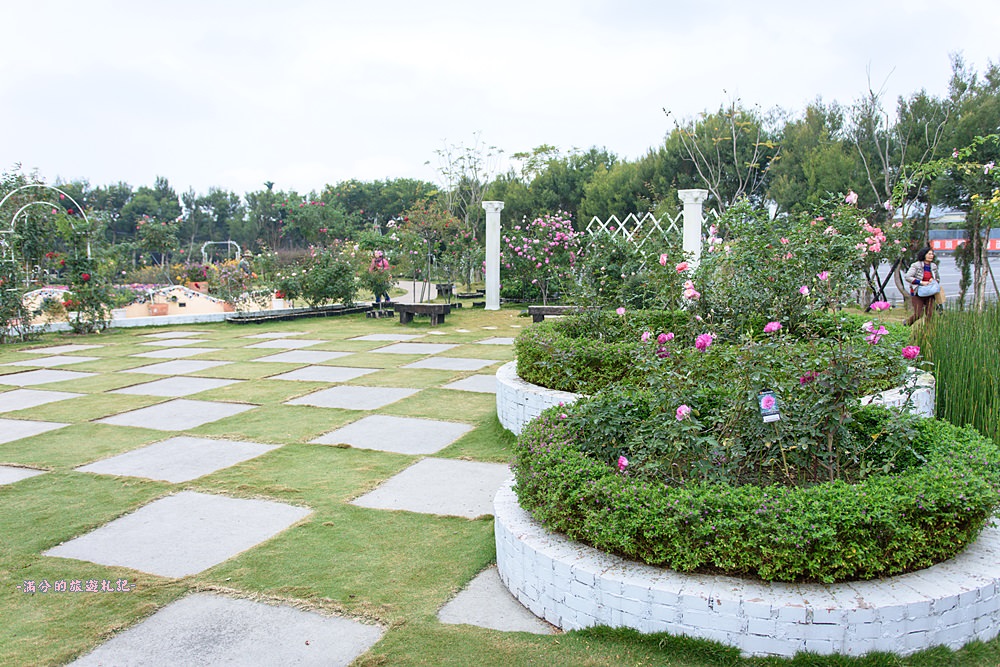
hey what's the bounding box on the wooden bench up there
[394,303,451,326]
[526,305,580,323]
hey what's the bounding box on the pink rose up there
[799,285,810,296]
[845,190,859,205]
[675,404,691,421]
[675,261,688,272]
[617,455,628,472]
[616,307,626,316]
[659,253,668,266]
[640,331,651,342]
[694,333,714,351]
[870,301,891,311]
[817,271,829,281]
[902,346,920,360]
[763,321,781,333]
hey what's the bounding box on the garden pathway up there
[0,315,549,666]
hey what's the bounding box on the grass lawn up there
[1,304,998,666]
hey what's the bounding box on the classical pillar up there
[482,201,504,310]
[678,189,708,267]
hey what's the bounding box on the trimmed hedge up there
[513,408,1000,582]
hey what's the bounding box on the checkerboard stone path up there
[4,324,546,663]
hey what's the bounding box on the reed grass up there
[916,301,1000,443]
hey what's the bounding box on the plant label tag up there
[758,390,780,423]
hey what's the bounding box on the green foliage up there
[916,301,1000,444]
[514,411,1000,582]
[273,244,358,308]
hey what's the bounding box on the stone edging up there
[495,362,935,434]
[494,479,1000,657]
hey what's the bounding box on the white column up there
[482,201,504,311]
[678,189,708,266]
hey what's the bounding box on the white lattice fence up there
[584,212,682,250]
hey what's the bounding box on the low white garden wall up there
[495,480,1000,657]
[496,362,935,434]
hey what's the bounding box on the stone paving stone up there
[123,360,232,376]
[425,331,447,335]
[438,565,554,634]
[0,417,69,443]
[268,367,376,383]
[288,386,417,410]
[370,342,457,355]
[22,344,103,354]
[132,348,223,359]
[442,375,496,394]
[112,377,242,397]
[0,369,95,386]
[246,339,326,349]
[476,337,515,345]
[44,491,311,578]
[403,357,500,371]
[351,458,510,518]
[97,399,255,431]
[244,331,308,339]
[0,465,47,486]
[7,356,100,368]
[76,436,278,483]
[349,334,424,342]
[142,331,205,338]
[140,338,211,347]
[250,350,352,364]
[311,414,472,454]
[68,593,384,667]
[0,388,84,411]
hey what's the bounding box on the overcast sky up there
[3,0,998,198]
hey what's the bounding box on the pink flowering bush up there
[502,212,581,305]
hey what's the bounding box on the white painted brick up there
[776,606,808,623]
[803,638,835,654]
[682,610,745,634]
[739,633,792,658]
[799,622,848,642]
[747,617,778,636]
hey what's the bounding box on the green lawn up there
[1,306,998,666]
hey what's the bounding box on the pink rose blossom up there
[884,200,894,212]
[763,321,782,333]
[657,332,674,344]
[902,345,920,360]
[617,455,628,472]
[845,190,859,205]
[799,285,810,296]
[675,404,691,421]
[640,331,651,342]
[659,253,668,266]
[817,271,829,281]
[870,301,891,311]
[675,261,689,272]
[799,371,819,385]
[694,333,714,351]
[616,307,626,316]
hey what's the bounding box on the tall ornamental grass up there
[917,301,1000,443]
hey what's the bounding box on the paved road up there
[875,254,999,304]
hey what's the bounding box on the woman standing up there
[904,247,940,326]
[368,250,392,304]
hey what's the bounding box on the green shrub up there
[513,409,1000,582]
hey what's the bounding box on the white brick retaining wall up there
[495,480,1000,657]
[496,362,580,435]
[496,363,935,434]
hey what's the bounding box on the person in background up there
[904,246,940,326]
[369,250,391,304]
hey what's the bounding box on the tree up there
[665,100,780,211]
[434,132,503,242]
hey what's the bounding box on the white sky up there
[3,0,998,197]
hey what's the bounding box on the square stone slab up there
[97,399,255,431]
[246,339,326,349]
[438,566,554,634]
[8,355,99,368]
[287,386,417,410]
[425,331,447,335]
[140,338,211,347]
[76,436,278,483]
[0,417,68,443]
[476,337,515,345]
[269,367,376,383]
[442,375,497,394]
[44,491,311,578]
[349,333,424,342]
[143,331,204,338]
[133,348,222,359]
[403,357,500,371]
[112,377,242,397]
[370,342,457,355]
[244,331,307,339]
[311,415,472,454]
[22,344,102,354]
[68,593,384,667]
[0,369,95,386]
[0,388,84,411]
[351,458,510,518]
[251,350,352,364]
[0,465,47,486]
[124,360,231,375]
